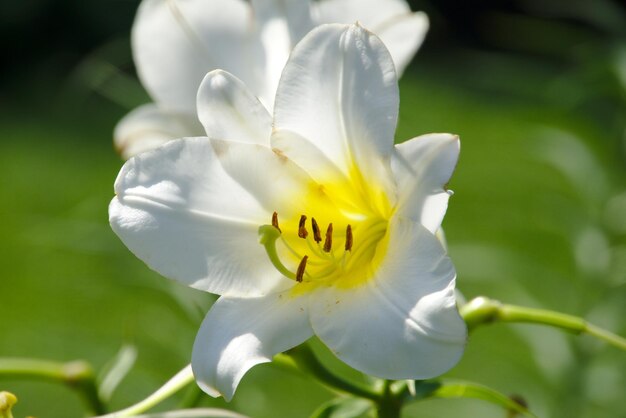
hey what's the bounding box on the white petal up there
[309,218,467,379]
[114,104,203,159]
[249,0,313,108]
[312,0,427,76]
[196,70,271,145]
[192,292,312,400]
[273,24,398,196]
[251,0,312,42]
[270,129,348,184]
[110,137,293,296]
[208,139,319,220]
[132,0,262,112]
[374,12,429,76]
[392,134,460,233]
[312,0,409,29]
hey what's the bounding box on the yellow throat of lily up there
[259,167,393,293]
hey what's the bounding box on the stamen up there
[323,223,333,252]
[311,218,322,243]
[271,212,281,233]
[345,224,353,251]
[298,215,308,239]
[296,255,308,283]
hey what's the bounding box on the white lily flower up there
[110,23,467,401]
[114,0,429,159]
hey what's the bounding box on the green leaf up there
[426,379,537,418]
[309,397,373,418]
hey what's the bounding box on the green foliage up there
[309,398,372,418]
[425,380,536,418]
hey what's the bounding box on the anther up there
[311,218,322,243]
[296,255,308,283]
[345,224,353,251]
[323,223,333,252]
[298,215,308,238]
[271,212,281,233]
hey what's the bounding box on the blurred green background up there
[1,0,625,417]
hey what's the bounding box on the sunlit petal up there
[110,137,292,296]
[310,218,467,379]
[312,0,427,75]
[273,24,398,200]
[374,12,428,76]
[313,0,408,29]
[392,134,460,233]
[208,139,320,220]
[250,0,313,107]
[133,0,261,112]
[192,292,312,400]
[197,70,271,145]
[114,104,203,159]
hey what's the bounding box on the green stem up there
[376,381,402,418]
[0,358,105,414]
[276,344,382,402]
[178,382,205,409]
[461,297,626,350]
[96,364,193,417]
[586,323,626,350]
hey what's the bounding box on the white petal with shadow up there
[114,103,202,159]
[313,0,409,29]
[192,291,312,400]
[309,218,467,379]
[110,137,292,296]
[133,0,262,112]
[273,24,398,203]
[392,134,460,233]
[250,0,313,107]
[197,70,271,145]
[374,12,428,76]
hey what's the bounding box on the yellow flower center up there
[259,168,393,293]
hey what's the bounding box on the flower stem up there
[461,297,626,350]
[585,323,626,350]
[277,344,382,402]
[96,364,194,417]
[0,358,105,414]
[375,381,402,418]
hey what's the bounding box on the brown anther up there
[345,224,353,251]
[296,255,308,283]
[323,223,333,252]
[298,215,308,238]
[311,218,322,243]
[271,212,281,233]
